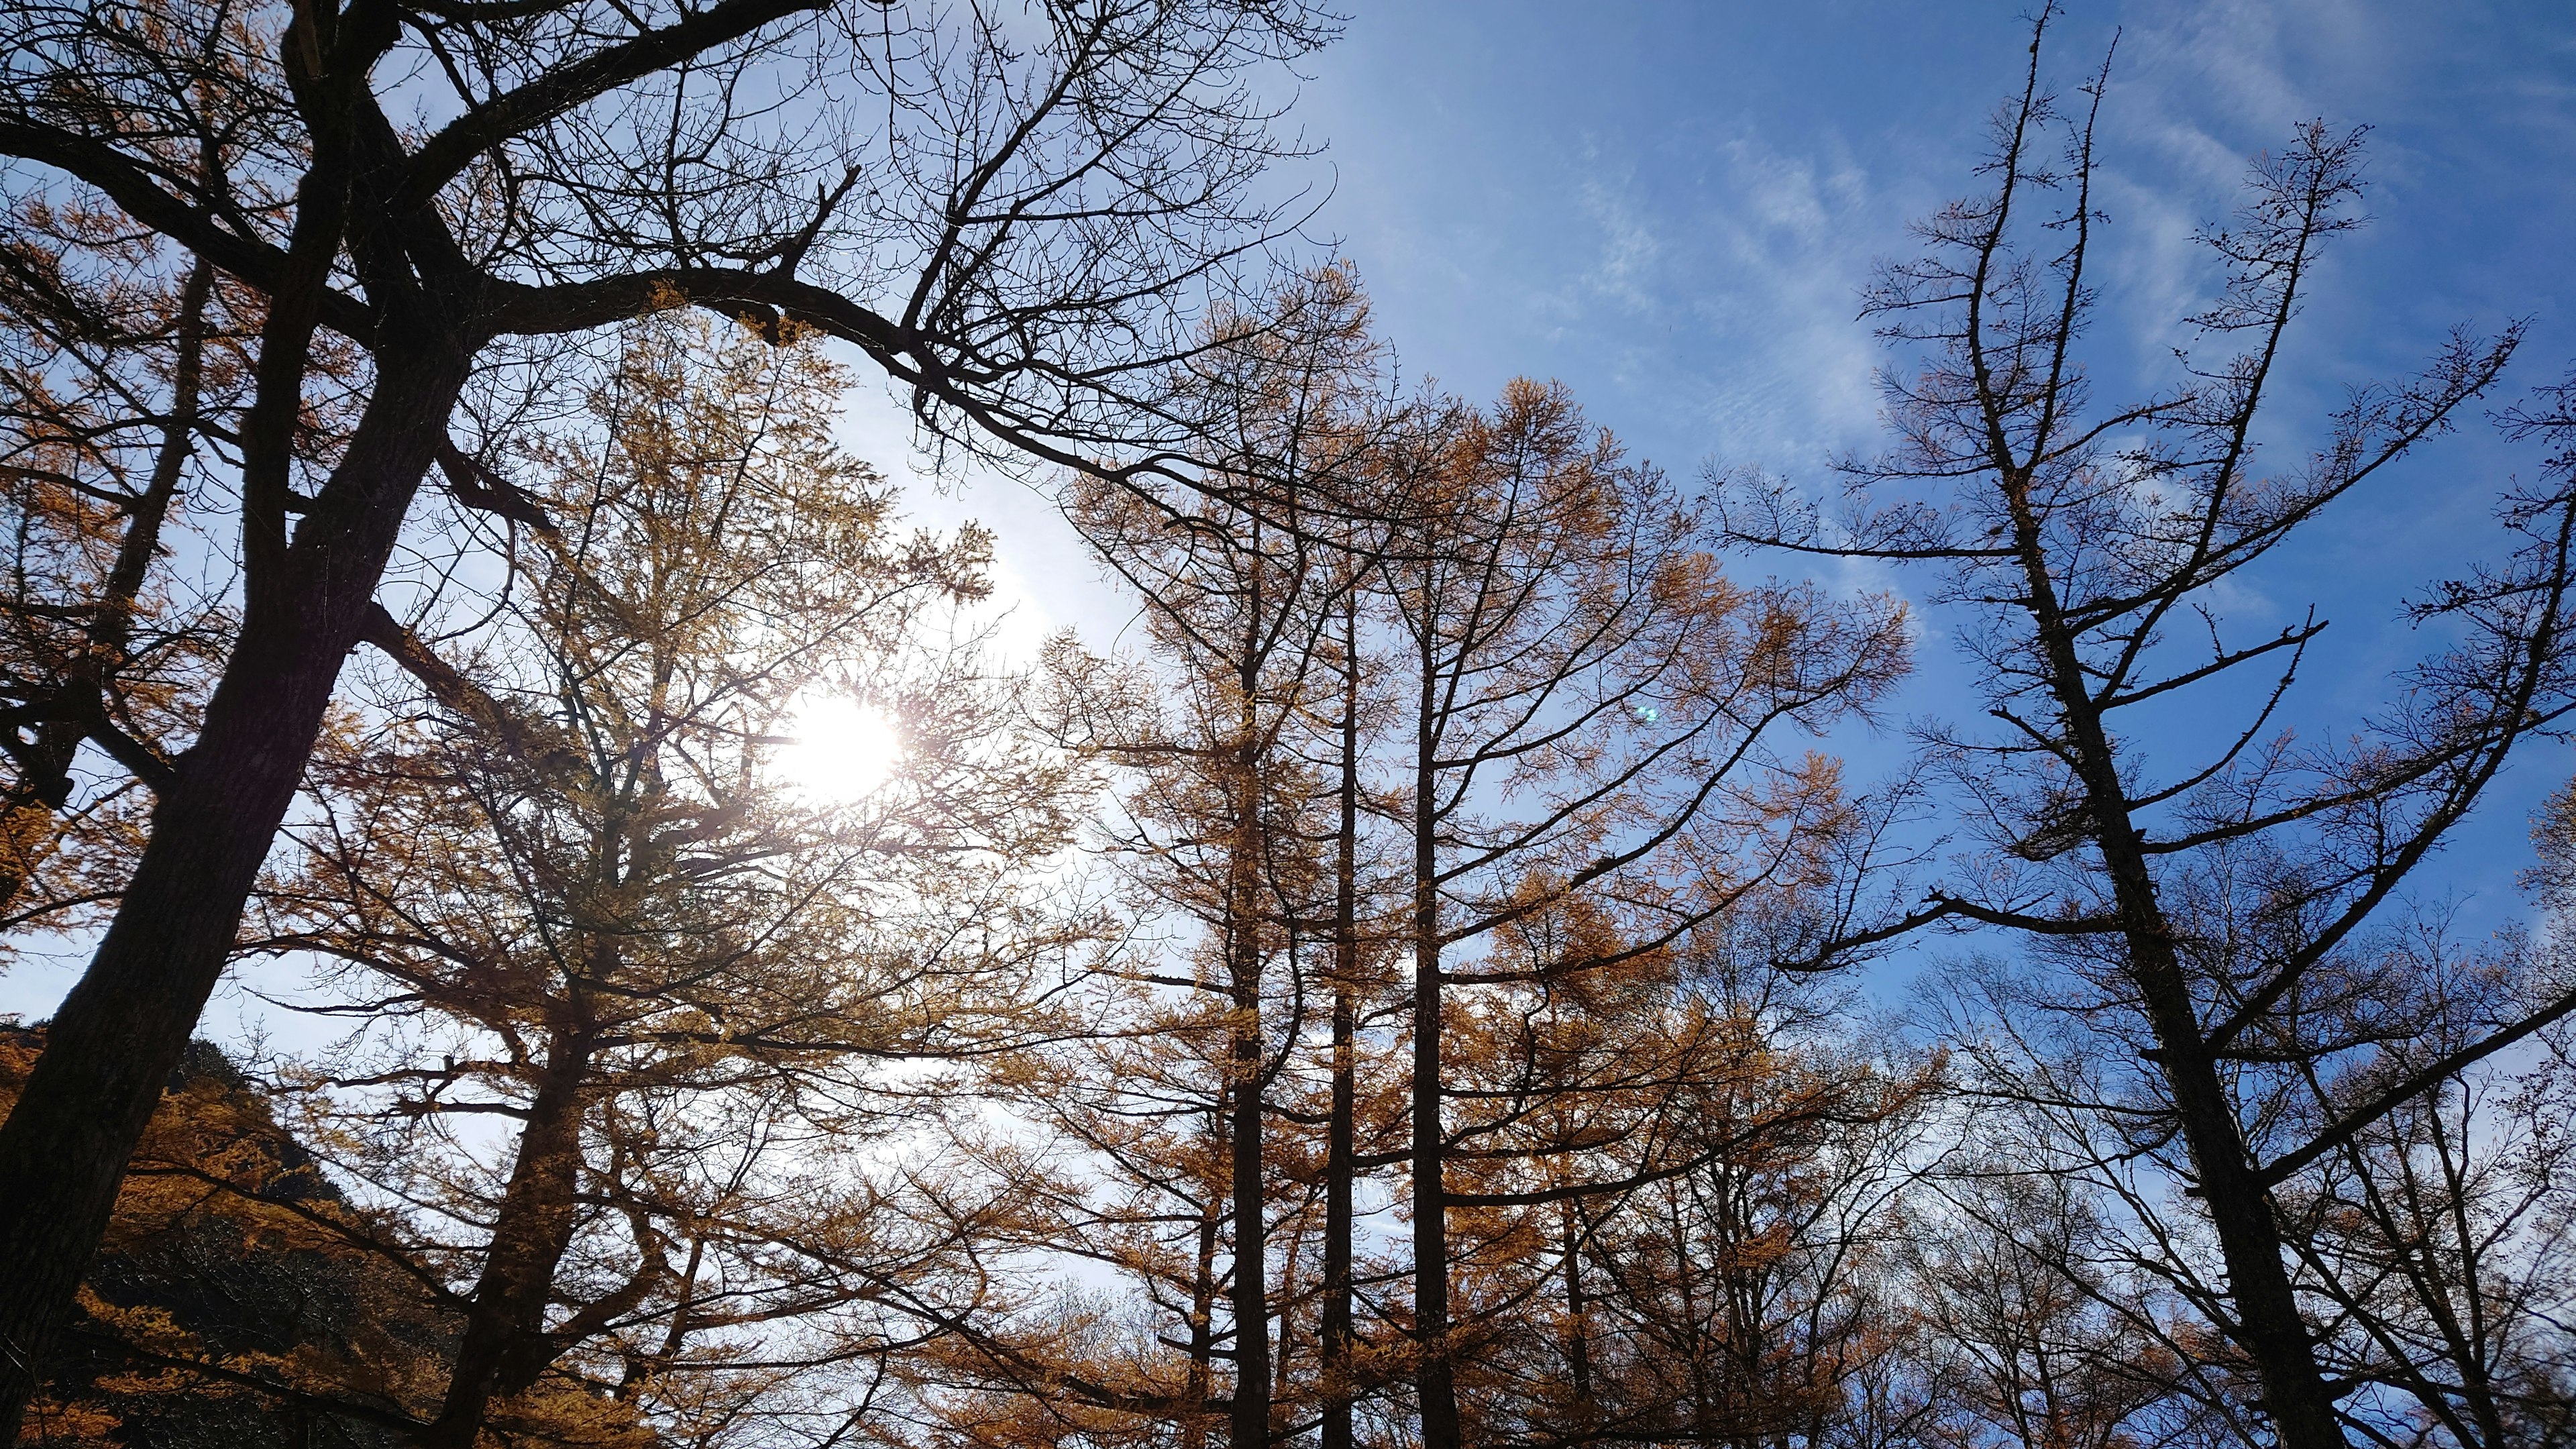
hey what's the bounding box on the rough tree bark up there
[1407,639,1460,1449]
[1228,573,1273,1449]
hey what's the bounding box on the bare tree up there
[1718,11,2576,1445]
[2275,991,2576,1449]
[1902,1138,2233,1449]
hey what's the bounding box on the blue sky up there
[683,0,2576,987]
[934,1,2576,657]
[9,0,2571,1028]
[945,0,2576,974]
[1297,1,2574,472]
[1286,0,2576,951]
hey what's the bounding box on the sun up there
[777,694,904,805]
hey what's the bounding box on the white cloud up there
[1548,127,1895,474]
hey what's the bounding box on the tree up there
[973,366,1913,1449]
[2271,973,2576,1449]
[1376,379,1909,1449]
[225,313,1079,1446]
[1717,11,2576,1444]
[967,266,1394,1447]
[1440,904,1935,1449]
[1296,495,1409,1449]
[1067,269,1386,1448]
[928,947,1259,1447]
[0,0,1335,1424]
[1900,1129,2235,1449]
[0,205,251,931]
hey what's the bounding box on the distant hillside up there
[2,1026,452,1448]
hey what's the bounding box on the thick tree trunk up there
[1674,1193,1713,1445]
[1226,603,1272,1448]
[0,331,472,1433]
[423,1024,601,1449]
[2073,792,2344,1443]
[2122,920,2349,1448]
[1228,926,1271,1449]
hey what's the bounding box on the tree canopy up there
[5,6,2575,1449]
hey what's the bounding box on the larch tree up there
[1436,890,1936,1449]
[1375,378,1910,1449]
[0,0,1336,1419]
[1898,1129,2229,1449]
[2259,981,2576,1449]
[1283,502,1411,1449]
[987,266,1389,1448]
[1717,11,2576,1446]
[227,313,1084,1446]
[0,191,260,932]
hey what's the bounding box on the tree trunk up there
[1227,587,1272,1448]
[422,1022,601,1449]
[1320,608,1361,1449]
[2015,503,2349,1449]
[1184,1142,1223,1449]
[0,331,473,1433]
[1410,655,1460,1449]
[2123,922,2349,1448]
[1561,1197,1593,1420]
[1675,1190,1713,1446]
[1228,890,1271,1449]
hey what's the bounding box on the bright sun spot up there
[778,695,903,805]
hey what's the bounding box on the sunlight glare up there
[778,695,903,805]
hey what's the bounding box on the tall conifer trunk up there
[1561,1198,1593,1420]
[1228,564,1272,1449]
[1409,635,1460,1449]
[1185,1142,1223,1449]
[2011,538,2347,1448]
[1321,600,1362,1449]
[425,1020,601,1448]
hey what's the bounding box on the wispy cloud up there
[1546,127,1897,474]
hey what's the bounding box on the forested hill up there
[2,1028,461,1446]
